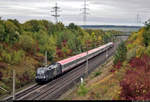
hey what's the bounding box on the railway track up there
[4,42,119,101]
[4,84,41,101]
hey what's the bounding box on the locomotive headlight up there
[43,76,46,79]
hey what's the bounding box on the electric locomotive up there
[35,63,62,83]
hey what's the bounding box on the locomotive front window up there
[49,64,58,69]
[37,69,45,74]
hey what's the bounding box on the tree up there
[0,23,5,42]
[114,41,127,65]
[67,23,79,30]
[23,20,40,32]
[143,26,150,47]
[145,19,150,29]
[8,19,23,34]
[91,32,97,48]
[19,32,37,53]
[4,20,20,44]
[55,22,65,32]
[40,20,55,35]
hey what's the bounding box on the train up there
[35,42,114,83]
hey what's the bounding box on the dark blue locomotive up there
[35,63,62,83]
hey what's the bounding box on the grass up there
[77,83,88,96]
[63,56,128,100]
[93,71,102,78]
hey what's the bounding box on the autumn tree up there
[4,20,20,44]
[114,41,127,65]
[143,22,150,47]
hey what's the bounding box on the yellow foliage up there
[136,45,146,58]
[128,32,138,42]
[127,43,136,50]
[98,36,102,43]
[134,28,145,45]
[145,45,150,56]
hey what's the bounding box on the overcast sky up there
[0,0,149,26]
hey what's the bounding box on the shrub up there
[145,45,150,56]
[4,20,20,44]
[0,24,5,42]
[136,45,146,58]
[11,50,25,64]
[126,48,136,62]
[143,28,150,47]
[129,57,146,69]
[114,61,122,70]
[93,71,102,77]
[0,62,8,69]
[120,68,150,100]
[1,50,12,63]
[1,50,25,65]
[19,33,37,53]
[114,41,127,65]
[18,70,34,87]
[0,71,3,81]
[0,82,9,95]
[120,55,150,100]
[77,83,88,96]
[16,77,21,89]
[2,76,12,87]
[128,32,137,42]
[127,43,135,50]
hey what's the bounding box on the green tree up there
[0,23,5,42]
[114,41,127,65]
[143,27,150,47]
[19,32,37,53]
[4,21,20,44]
[91,32,97,48]
[23,20,41,32]
[67,23,79,30]
[8,19,23,34]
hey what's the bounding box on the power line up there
[51,2,61,23]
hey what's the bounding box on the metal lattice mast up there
[82,0,89,25]
[13,70,15,100]
[81,0,89,77]
[51,2,61,23]
[137,13,141,24]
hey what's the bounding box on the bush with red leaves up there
[0,71,3,81]
[18,71,32,87]
[56,47,64,58]
[111,61,123,73]
[0,62,8,69]
[114,61,122,69]
[110,69,116,73]
[120,55,150,100]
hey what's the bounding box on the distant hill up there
[79,25,142,32]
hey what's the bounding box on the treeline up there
[112,19,150,100]
[0,19,120,96]
[0,19,119,65]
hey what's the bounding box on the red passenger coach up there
[58,42,113,73]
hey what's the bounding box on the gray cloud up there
[0,0,149,25]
